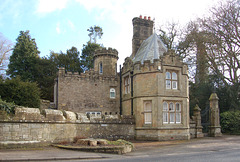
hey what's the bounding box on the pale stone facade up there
[54,16,195,141]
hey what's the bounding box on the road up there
[1,135,239,162]
[80,135,240,162]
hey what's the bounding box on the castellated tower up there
[93,47,118,77]
[132,16,154,58]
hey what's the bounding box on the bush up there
[0,98,16,114]
[220,110,240,134]
[0,77,40,108]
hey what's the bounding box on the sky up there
[0,0,220,68]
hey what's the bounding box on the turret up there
[93,47,118,77]
[132,15,154,58]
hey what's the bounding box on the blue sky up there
[0,0,219,66]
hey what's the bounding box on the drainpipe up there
[131,71,134,115]
[119,65,122,115]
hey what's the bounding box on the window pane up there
[145,113,152,124]
[170,112,175,123]
[166,80,171,89]
[172,72,177,80]
[110,88,115,98]
[176,103,181,111]
[169,103,174,111]
[166,72,171,79]
[99,63,103,74]
[163,102,168,111]
[163,112,168,123]
[144,102,151,111]
[176,113,181,123]
[172,81,177,89]
[110,92,115,98]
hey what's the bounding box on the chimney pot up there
[140,15,142,19]
[144,16,147,19]
[148,16,151,20]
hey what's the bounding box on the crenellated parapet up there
[132,59,162,74]
[94,47,118,59]
[122,57,133,74]
[57,67,118,83]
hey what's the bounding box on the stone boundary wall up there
[0,107,135,148]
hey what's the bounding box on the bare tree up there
[158,22,179,50]
[201,0,240,109]
[0,33,13,77]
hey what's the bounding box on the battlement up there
[132,59,161,74]
[58,67,118,82]
[94,47,118,59]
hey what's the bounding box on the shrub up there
[0,98,16,114]
[0,77,40,108]
[220,110,240,134]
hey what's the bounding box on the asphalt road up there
[80,135,240,162]
[1,135,240,162]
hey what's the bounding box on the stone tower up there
[93,47,118,77]
[132,16,154,58]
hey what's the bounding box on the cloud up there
[56,22,61,34]
[75,0,219,66]
[68,20,75,31]
[36,0,69,14]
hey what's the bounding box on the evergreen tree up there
[7,30,40,82]
[80,26,103,72]
[49,46,82,74]
[80,42,101,72]
[0,76,40,108]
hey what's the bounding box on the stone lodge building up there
[54,16,190,140]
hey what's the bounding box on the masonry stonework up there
[0,107,135,148]
[56,48,120,115]
[53,15,202,141]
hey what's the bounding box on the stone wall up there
[0,107,135,148]
[57,68,120,114]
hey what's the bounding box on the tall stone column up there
[208,93,222,137]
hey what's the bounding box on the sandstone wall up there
[0,107,135,148]
[57,68,120,114]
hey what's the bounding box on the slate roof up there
[132,33,167,64]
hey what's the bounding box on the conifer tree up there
[7,30,40,82]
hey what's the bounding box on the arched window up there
[110,88,115,98]
[166,71,178,90]
[144,101,152,124]
[176,103,181,123]
[163,101,181,124]
[163,102,168,123]
[169,102,175,123]
[172,72,178,89]
[99,62,103,74]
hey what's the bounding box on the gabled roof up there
[132,33,167,64]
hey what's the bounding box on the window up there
[124,76,130,94]
[110,88,116,98]
[166,71,178,90]
[163,101,181,124]
[144,101,152,124]
[99,62,103,74]
[86,112,101,117]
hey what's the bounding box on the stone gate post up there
[208,93,222,137]
[193,105,204,138]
